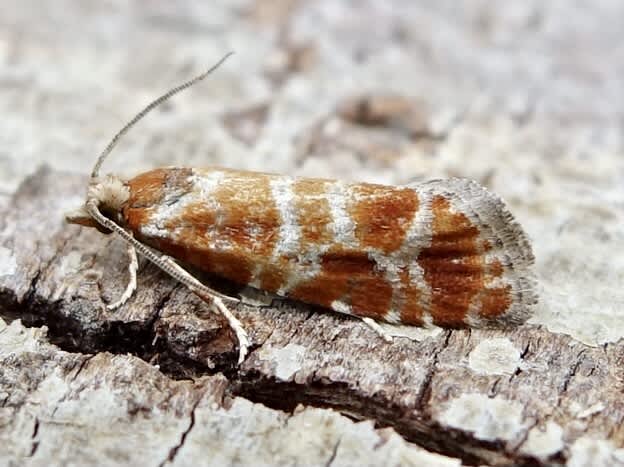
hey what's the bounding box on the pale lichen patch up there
[0,246,17,277]
[468,337,521,375]
[437,394,527,442]
[0,320,48,356]
[519,421,564,459]
[568,437,624,467]
[258,343,306,381]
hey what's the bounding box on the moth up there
[67,53,537,363]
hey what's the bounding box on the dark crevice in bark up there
[159,399,199,467]
[2,281,549,466]
[560,351,586,394]
[415,330,451,411]
[226,372,541,467]
[1,278,229,372]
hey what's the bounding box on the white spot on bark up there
[468,338,521,375]
[438,394,527,442]
[57,250,82,276]
[568,437,624,467]
[259,343,306,381]
[0,246,17,277]
[0,320,48,356]
[520,421,564,459]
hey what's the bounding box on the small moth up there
[67,53,537,364]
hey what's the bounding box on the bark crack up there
[324,437,342,467]
[159,397,200,467]
[415,330,452,410]
[29,417,40,457]
[560,350,586,394]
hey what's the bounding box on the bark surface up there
[1,2,624,466]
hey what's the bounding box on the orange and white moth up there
[66,53,537,364]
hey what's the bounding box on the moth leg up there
[106,243,139,311]
[86,200,248,363]
[361,317,393,343]
[158,255,249,364]
[211,295,250,364]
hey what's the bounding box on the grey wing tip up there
[416,177,536,268]
[409,177,538,327]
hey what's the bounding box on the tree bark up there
[2,2,624,466]
[0,167,622,467]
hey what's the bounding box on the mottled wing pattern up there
[122,168,536,328]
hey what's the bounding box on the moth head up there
[66,53,233,235]
[65,175,130,234]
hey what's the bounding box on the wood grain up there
[2,168,623,466]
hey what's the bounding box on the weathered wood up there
[0,167,622,467]
[1,320,458,467]
[2,1,624,466]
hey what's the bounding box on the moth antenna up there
[90,51,234,180]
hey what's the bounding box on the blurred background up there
[1,1,623,343]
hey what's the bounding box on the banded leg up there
[158,255,249,364]
[107,243,139,310]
